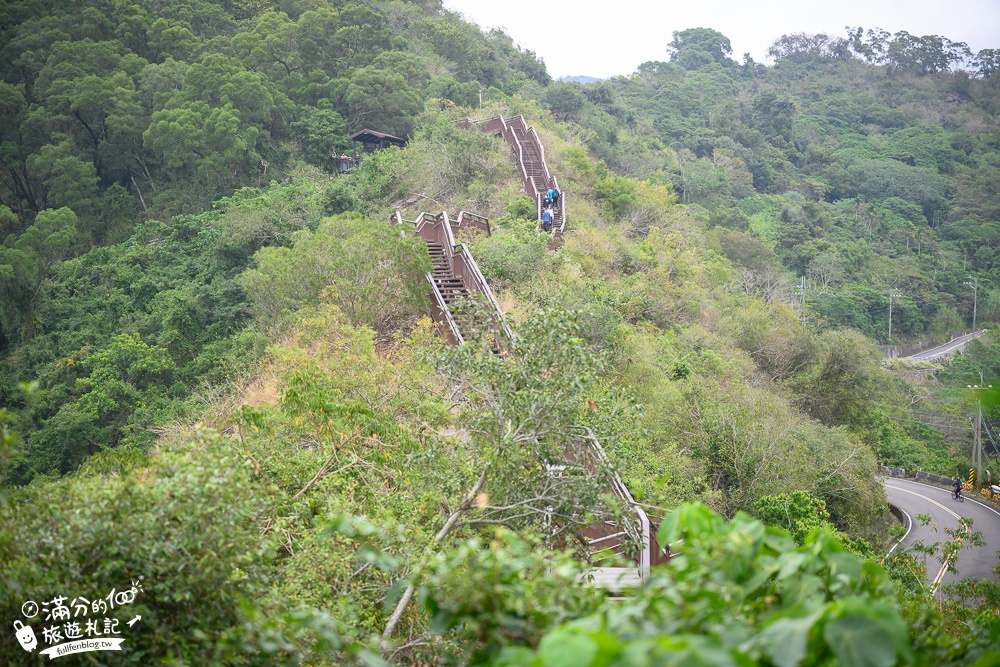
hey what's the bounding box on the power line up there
[983,415,1000,458]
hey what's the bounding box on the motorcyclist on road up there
[953,477,963,499]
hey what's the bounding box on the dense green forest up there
[2,0,1000,664]
[547,27,1000,346]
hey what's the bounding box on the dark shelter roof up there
[348,129,406,148]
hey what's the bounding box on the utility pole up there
[794,276,809,306]
[964,276,978,332]
[888,289,901,340]
[793,277,809,323]
[968,374,992,489]
[479,89,483,111]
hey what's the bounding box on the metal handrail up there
[470,114,543,202]
[526,125,552,184]
[588,530,630,546]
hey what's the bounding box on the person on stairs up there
[548,187,560,208]
[541,207,553,232]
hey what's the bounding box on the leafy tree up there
[0,428,365,666]
[381,308,611,645]
[807,252,847,290]
[0,204,18,240]
[415,532,602,664]
[0,207,77,340]
[768,33,846,63]
[481,504,918,667]
[884,31,971,75]
[468,219,551,288]
[594,174,638,220]
[144,101,262,191]
[426,75,481,107]
[790,328,893,429]
[755,490,839,543]
[25,137,100,223]
[545,82,586,120]
[290,106,350,172]
[973,48,1000,77]
[342,64,424,136]
[241,213,430,334]
[667,28,734,70]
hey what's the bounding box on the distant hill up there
[558,75,601,84]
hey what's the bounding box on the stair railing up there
[396,209,492,238]
[428,272,465,346]
[452,211,491,237]
[468,114,541,202]
[556,185,565,234]
[576,427,653,580]
[395,212,464,344]
[395,211,509,350]
[467,114,566,233]
[525,123,553,185]
[451,244,514,348]
[413,211,457,262]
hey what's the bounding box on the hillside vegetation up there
[1,2,1000,665]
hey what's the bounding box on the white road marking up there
[884,484,963,589]
[887,505,912,555]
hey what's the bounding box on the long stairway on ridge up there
[392,133,665,590]
[463,114,565,234]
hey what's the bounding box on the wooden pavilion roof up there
[348,129,406,147]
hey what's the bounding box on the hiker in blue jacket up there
[541,207,553,232]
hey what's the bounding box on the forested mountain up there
[547,27,1000,345]
[0,0,546,481]
[1,2,1000,664]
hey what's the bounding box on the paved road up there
[908,330,987,362]
[884,477,1000,586]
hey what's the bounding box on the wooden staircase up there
[390,123,667,590]
[392,211,510,353]
[427,241,468,308]
[511,125,547,196]
[463,114,566,235]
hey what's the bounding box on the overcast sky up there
[442,0,1000,79]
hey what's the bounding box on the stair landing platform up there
[582,567,642,591]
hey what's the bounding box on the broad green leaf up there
[826,551,863,583]
[757,611,822,667]
[822,613,899,667]
[383,578,408,613]
[658,502,724,546]
[538,628,599,667]
[492,646,535,667]
[781,573,825,607]
[763,527,796,554]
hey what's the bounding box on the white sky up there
[442,0,1000,78]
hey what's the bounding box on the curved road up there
[907,330,986,362]
[884,478,1000,586]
